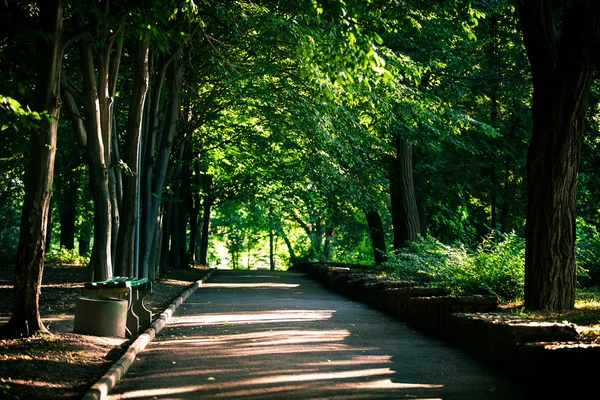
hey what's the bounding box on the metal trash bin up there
[73,296,128,338]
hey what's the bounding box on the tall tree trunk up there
[3,0,63,337]
[389,137,420,249]
[80,35,112,281]
[412,148,427,237]
[59,177,77,250]
[79,223,92,257]
[365,210,387,266]
[115,32,150,277]
[199,175,214,266]
[159,201,172,275]
[188,161,202,264]
[169,185,182,268]
[177,158,192,266]
[109,118,120,270]
[269,228,275,271]
[519,1,600,311]
[148,215,161,280]
[45,199,54,251]
[323,225,334,262]
[141,53,184,278]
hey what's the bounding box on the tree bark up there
[269,228,275,271]
[3,0,63,337]
[59,179,77,250]
[389,137,420,249]
[80,35,113,281]
[141,53,184,278]
[188,161,202,263]
[365,210,387,265]
[45,199,54,251]
[115,32,150,277]
[79,223,92,257]
[199,175,214,266]
[519,1,600,311]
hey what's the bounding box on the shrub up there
[576,219,600,286]
[45,247,89,266]
[382,233,525,302]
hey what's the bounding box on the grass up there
[499,287,600,343]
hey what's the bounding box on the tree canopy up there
[2,0,600,336]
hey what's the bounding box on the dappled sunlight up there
[116,376,443,399]
[149,329,359,358]
[203,283,299,289]
[168,309,335,327]
[115,323,446,399]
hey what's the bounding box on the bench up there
[83,277,152,337]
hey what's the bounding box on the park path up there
[108,270,529,399]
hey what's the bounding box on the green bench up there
[83,277,152,337]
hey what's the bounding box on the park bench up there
[82,277,152,337]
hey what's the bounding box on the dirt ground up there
[0,264,210,400]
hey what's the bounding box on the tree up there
[2,0,63,337]
[519,1,600,311]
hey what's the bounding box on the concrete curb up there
[81,268,216,400]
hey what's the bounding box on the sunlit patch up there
[147,329,359,358]
[114,377,444,399]
[203,282,299,289]
[168,309,335,327]
[41,283,84,289]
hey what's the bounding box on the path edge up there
[81,268,216,400]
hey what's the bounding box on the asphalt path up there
[108,270,530,399]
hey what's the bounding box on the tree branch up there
[60,70,86,105]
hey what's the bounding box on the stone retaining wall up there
[294,262,599,393]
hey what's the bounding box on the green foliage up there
[383,233,525,302]
[576,218,600,286]
[44,247,90,266]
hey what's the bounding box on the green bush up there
[382,233,525,302]
[576,219,600,286]
[45,247,89,266]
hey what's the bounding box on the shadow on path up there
[109,270,529,399]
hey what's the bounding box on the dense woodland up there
[2,0,600,337]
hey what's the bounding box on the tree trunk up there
[519,1,600,311]
[115,32,150,277]
[2,0,63,337]
[188,161,202,264]
[323,225,334,262]
[412,148,427,237]
[141,53,184,277]
[45,199,54,251]
[199,177,214,267]
[74,28,114,281]
[269,228,275,271]
[79,223,91,257]
[365,210,387,265]
[389,137,420,249]
[59,191,77,250]
[178,160,192,266]
[159,201,172,275]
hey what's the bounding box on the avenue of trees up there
[2,0,600,337]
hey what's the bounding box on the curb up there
[81,268,216,400]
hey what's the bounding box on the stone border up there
[81,269,216,400]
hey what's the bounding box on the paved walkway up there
[108,270,529,399]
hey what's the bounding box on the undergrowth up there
[382,232,525,302]
[44,247,89,266]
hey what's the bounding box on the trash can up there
[73,296,128,338]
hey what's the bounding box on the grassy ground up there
[499,287,600,343]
